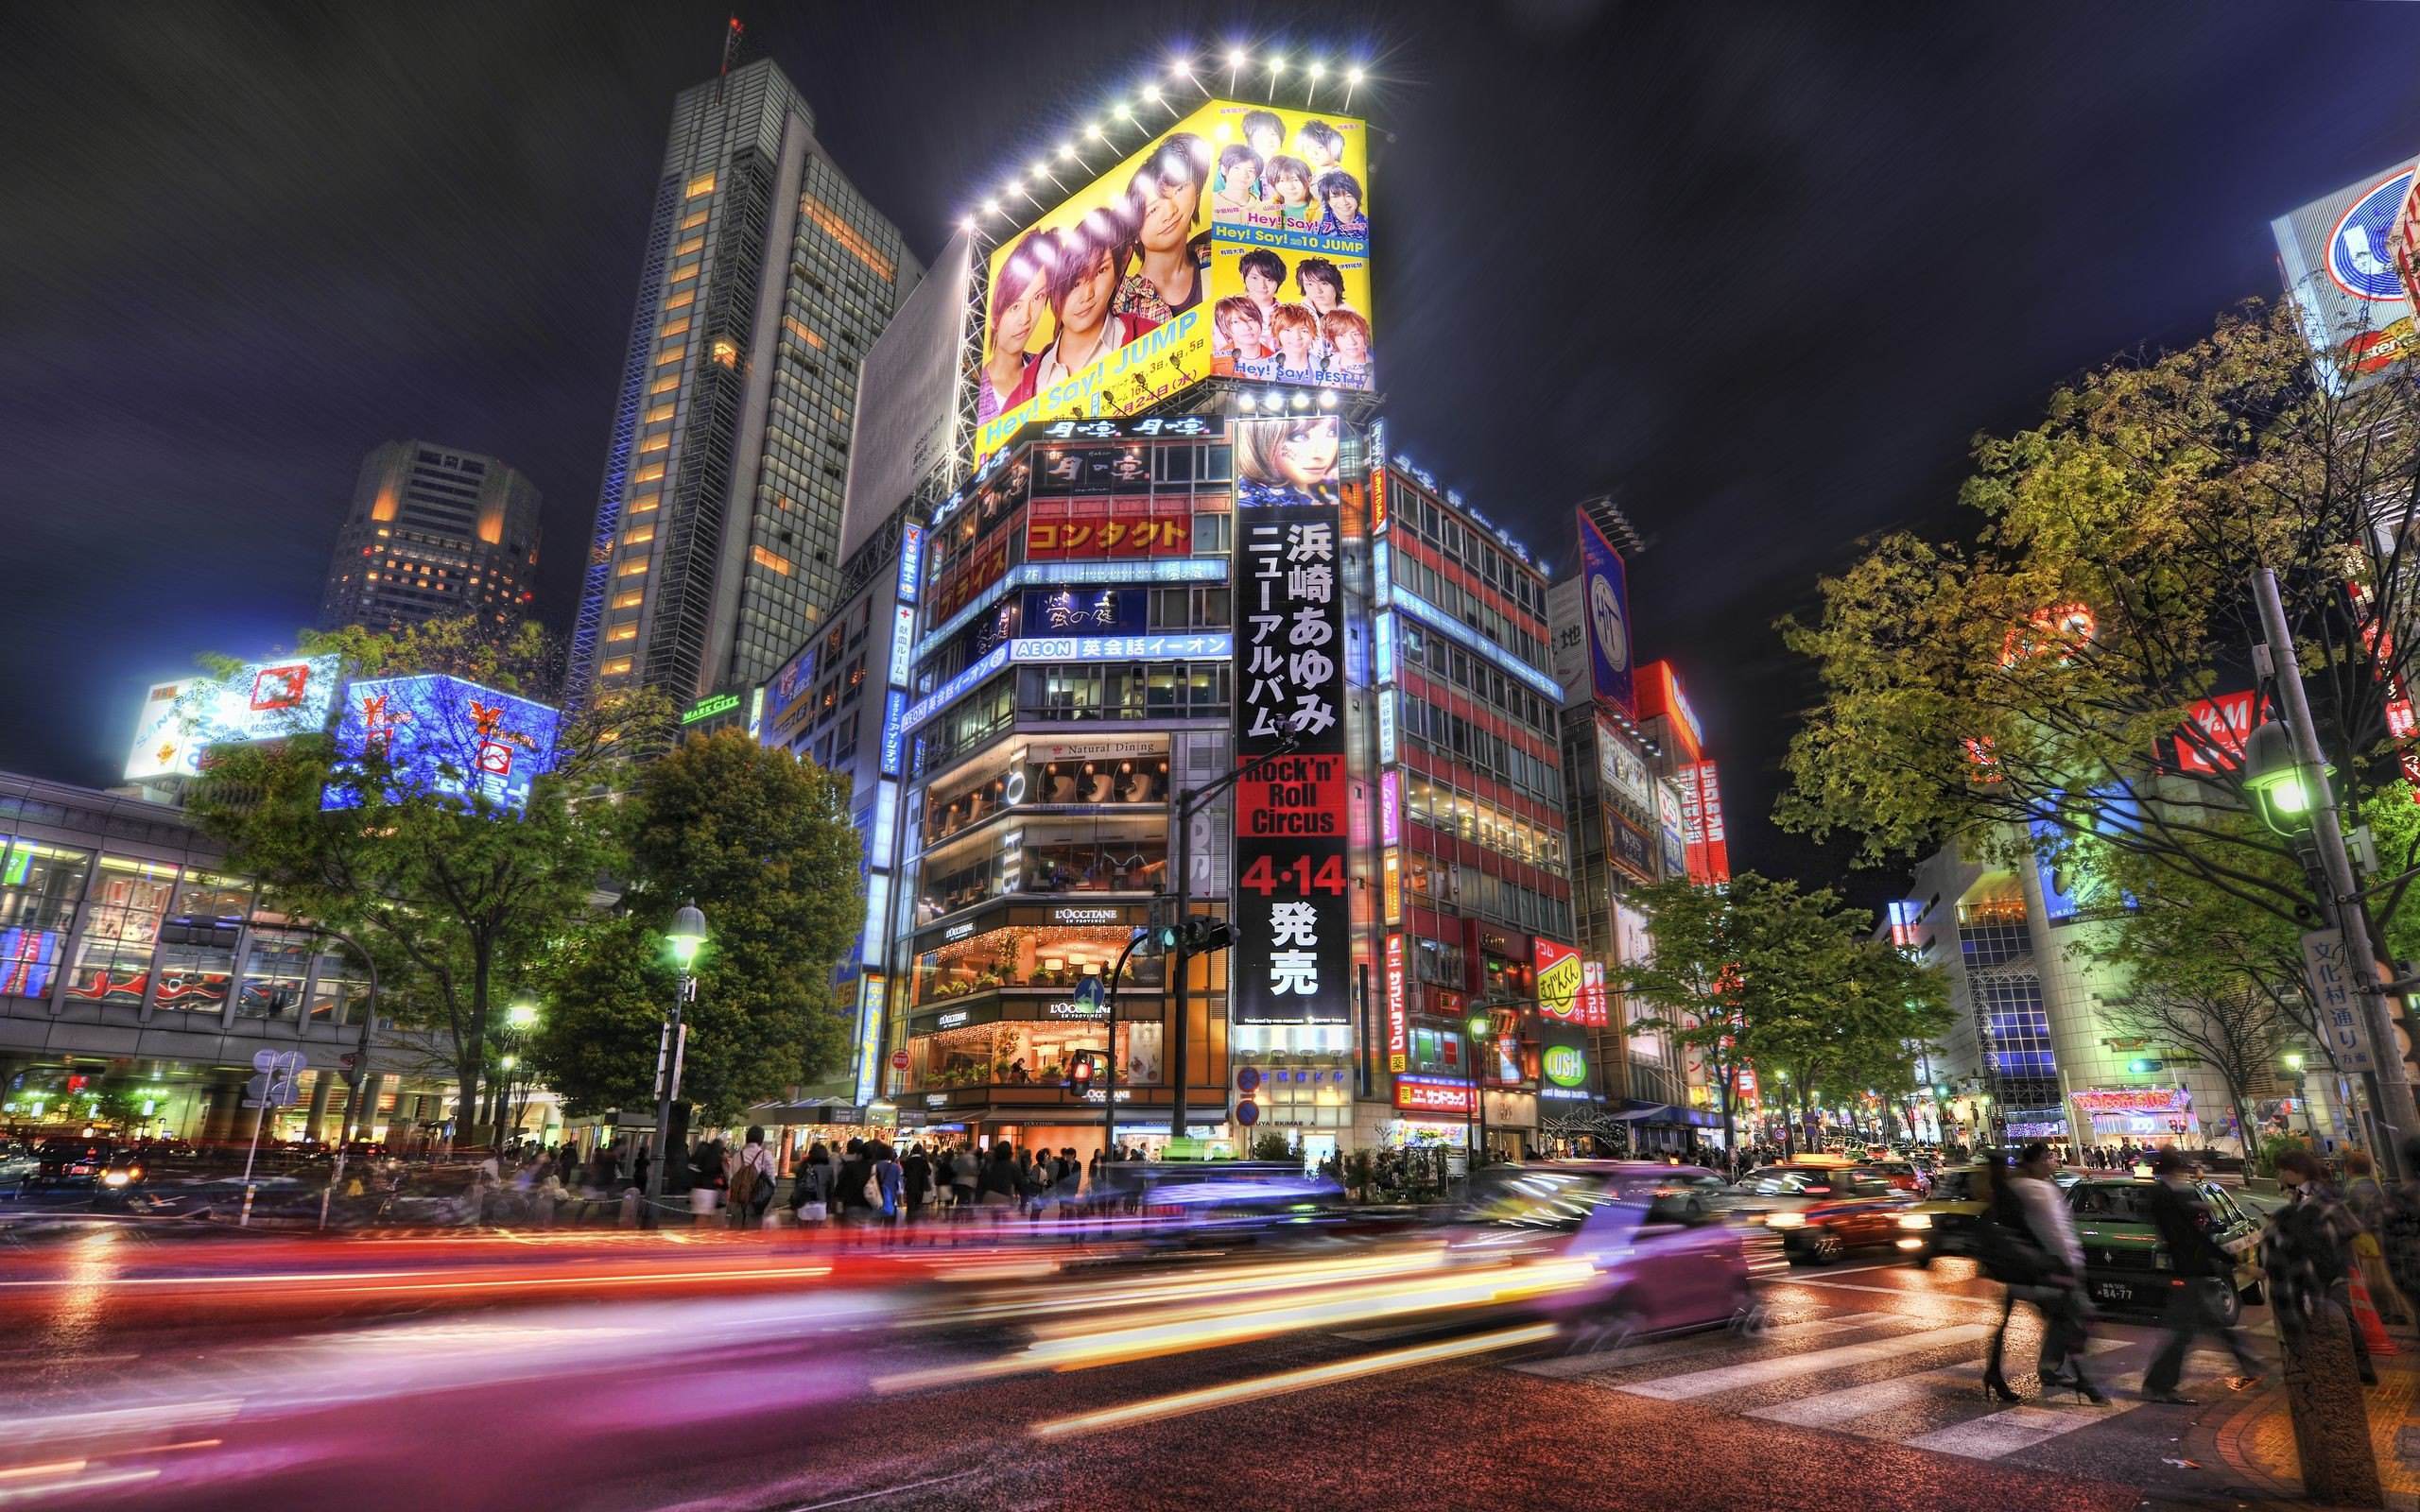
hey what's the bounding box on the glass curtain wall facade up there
[0,773,440,1148]
[569,60,917,708]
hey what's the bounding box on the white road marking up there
[1748,1338,2129,1426]
[1512,1313,1896,1379]
[1904,1399,2137,1459]
[1621,1322,1996,1400]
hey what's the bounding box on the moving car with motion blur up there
[1713,1160,1915,1264]
[2067,1175,2265,1322]
[1898,1163,1991,1264]
[0,1141,37,1195]
[1447,1161,1753,1345]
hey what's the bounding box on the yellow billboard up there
[976,99,1372,463]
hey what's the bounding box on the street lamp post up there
[2250,567,2418,1176]
[1167,730,1300,1142]
[646,904,707,1215]
[493,999,539,1152]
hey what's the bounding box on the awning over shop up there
[745,1098,886,1125]
[1609,1099,1720,1127]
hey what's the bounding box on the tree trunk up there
[457,938,492,1153]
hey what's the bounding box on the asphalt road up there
[0,1220,2297,1512]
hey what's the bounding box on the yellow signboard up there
[975,99,1373,463]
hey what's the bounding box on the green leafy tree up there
[189,617,666,1146]
[529,731,862,1122]
[1617,872,1946,1153]
[1779,300,2420,953]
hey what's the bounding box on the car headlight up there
[1896,1212,1932,1230]
[1764,1211,1806,1229]
[102,1170,131,1188]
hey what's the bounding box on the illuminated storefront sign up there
[1024,587,1147,636]
[890,605,916,686]
[1393,1075,1475,1116]
[1376,687,1397,764]
[1544,1044,1587,1089]
[1580,959,1610,1031]
[1575,507,1635,717]
[1233,419,1349,1027]
[1008,633,1232,662]
[854,974,887,1106]
[123,655,341,782]
[898,644,1009,735]
[917,558,1230,661]
[1373,606,1395,680]
[1535,938,1583,1021]
[1381,848,1402,926]
[879,689,908,777]
[1385,933,1409,1073]
[681,692,741,726]
[2071,1087,2190,1116]
[1378,769,1400,847]
[1025,501,1193,559]
[1391,586,1564,702]
[324,675,561,815]
[896,521,925,603]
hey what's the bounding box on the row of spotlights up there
[959,53,1369,234]
[1236,389,1340,413]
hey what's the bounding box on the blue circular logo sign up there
[2327,170,2416,302]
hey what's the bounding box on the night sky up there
[8,2,2419,903]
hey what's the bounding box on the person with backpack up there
[788,1142,833,1226]
[2140,1148,2262,1402]
[729,1125,777,1228]
[2264,1147,2377,1387]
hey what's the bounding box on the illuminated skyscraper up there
[567,58,918,706]
[318,440,540,633]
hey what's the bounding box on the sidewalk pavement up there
[2192,1329,2420,1510]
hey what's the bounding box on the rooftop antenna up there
[715,14,744,102]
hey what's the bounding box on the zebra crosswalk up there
[1503,1305,2260,1468]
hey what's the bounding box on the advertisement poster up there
[1232,416,1349,1026]
[123,655,341,782]
[1679,761,1732,885]
[1534,938,1584,1021]
[1575,508,1635,717]
[2273,163,2420,391]
[1657,778,1689,878]
[976,100,1372,462]
[323,675,562,815]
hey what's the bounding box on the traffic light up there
[1151,917,1236,954]
[1062,1051,1099,1091]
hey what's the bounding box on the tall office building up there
[567,59,919,707]
[318,441,541,632]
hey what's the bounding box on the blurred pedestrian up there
[2140,1148,2262,1402]
[979,1143,1019,1210]
[1979,1143,2103,1402]
[687,1135,725,1218]
[2379,1137,2420,1324]
[2264,1148,2377,1386]
[2341,1150,2407,1325]
[903,1142,933,1220]
[952,1142,980,1211]
[873,1140,903,1224]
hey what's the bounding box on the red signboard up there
[2174,690,2259,776]
[1235,754,1350,842]
[1635,661,1703,764]
[1679,761,1731,885]
[929,535,1010,623]
[1393,1075,1476,1116]
[1534,938,1582,1021]
[1024,501,1192,560]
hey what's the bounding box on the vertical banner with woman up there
[976,101,1373,464]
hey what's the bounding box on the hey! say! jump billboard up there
[975,100,1372,463]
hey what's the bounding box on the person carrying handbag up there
[1978,1143,2105,1403]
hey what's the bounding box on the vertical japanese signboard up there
[2300,929,2376,1073]
[1233,417,1349,1025]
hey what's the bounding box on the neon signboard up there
[896,522,925,603]
[1009,633,1231,662]
[680,692,741,726]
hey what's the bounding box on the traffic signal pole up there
[1168,730,1301,1141]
